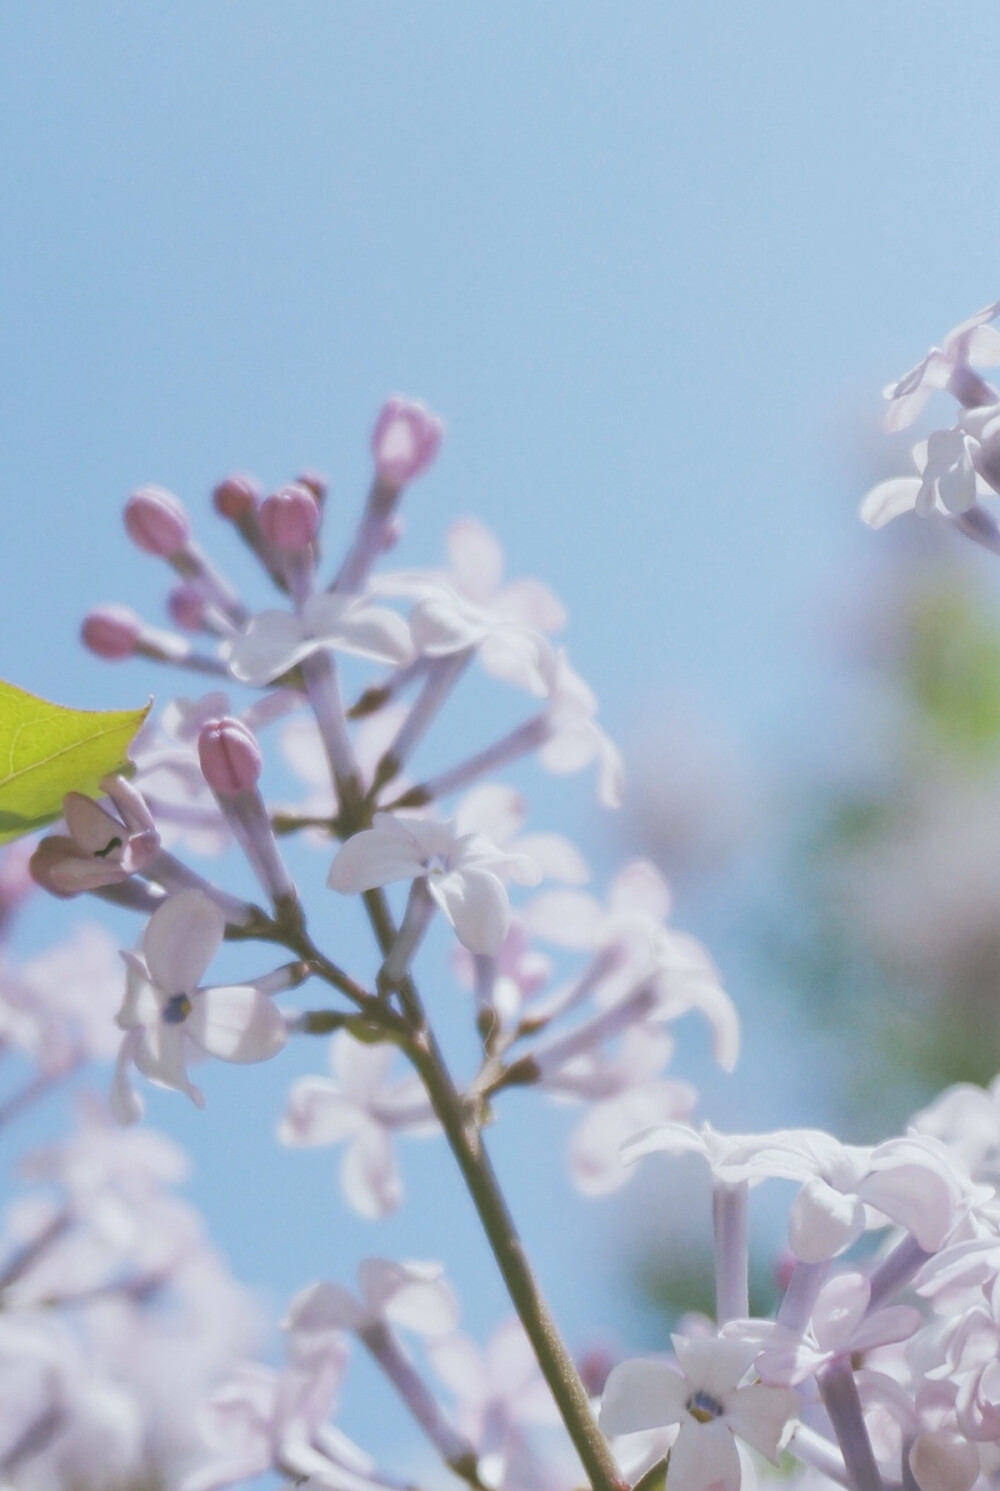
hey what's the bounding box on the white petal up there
[328,821,422,892]
[666,1421,742,1491]
[788,1177,865,1262]
[228,611,313,685]
[725,1383,798,1461]
[599,1358,688,1436]
[187,985,287,1063]
[340,1125,403,1219]
[522,889,604,947]
[496,577,567,632]
[446,518,505,602]
[283,1280,367,1333]
[859,477,922,528]
[306,594,414,665]
[143,890,225,994]
[109,1032,144,1125]
[673,1336,758,1400]
[610,860,672,921]
[410,594,486,655]
[514,832,590,885]
[358,1258,459,1336]
[428,867,510,955]
[279,1079,361,1147]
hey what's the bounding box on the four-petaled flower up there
[112,890,287,1121]
[328,812,540,957]
[600,1335,798,1491]
[227,591,414,687]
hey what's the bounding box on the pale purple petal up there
[515,832,590,884]
[909,1431,981,1491]
[788,1177,865,1262]
[187,985,287,1063]
[305,594,414,665]
[358,1259,460,1336]
[859,476,923,528]
[410,594,486,655]
[284,1280,367,1333]
[143,890,226,994]
[228,611,314,685]
[446,518,505,602]
[278,1079,361,1147]
[496,577,567,632]
[340,1124,403,1219]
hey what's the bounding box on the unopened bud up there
[371,397,443,487]
[213,473,260,519]
[81,606,142,660]
[167,583,208,631]
[198,717,262,794]
[296,468,328,503]
[259,484,321,551]
[124,486,190,557]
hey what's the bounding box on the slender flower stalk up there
[372,651,474,791]
[713,1180,749,1325]
[817,1361,884,1491]
[359,1320,480,1482]
[387,715,549,810]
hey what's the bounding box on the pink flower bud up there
[124,486,190,556]
[167,583,208,630]
[213,472,260,519]
[198,717,262,794]
[259,483,321,551]
[371,397,444,487]
[296,468,328,503]
[81,605,142,659]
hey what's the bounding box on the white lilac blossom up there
[285,1258,460,1340]
[373,516,566,697]
[278,1031,438,1218]
[624,1122,968,1262]
[882,302,1000,432]
[600,1335,798,1491]
[111,890,288,1120]
[226,590,413,687]
[526,859,739,1071]
[428,1320,564,1491]
[540,1027,697,1195]
[537,647,625,808]
[860,431,995,529]
[329,811,541,957]
[179,1344,401,1491]
[740,1272,922,1387]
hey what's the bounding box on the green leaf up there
[0,680,150,845]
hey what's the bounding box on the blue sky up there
[3,2,1000,1470]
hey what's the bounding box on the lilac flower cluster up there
[17,367,1000,1491]
[0,851,258,1490]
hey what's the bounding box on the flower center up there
[163,993,192,1025]
[686,1389,724,1424]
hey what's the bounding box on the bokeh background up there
[4,1,1000,1472]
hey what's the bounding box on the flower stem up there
[360,886,625,1491]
